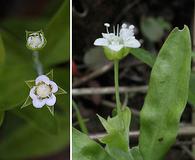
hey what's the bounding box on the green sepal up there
[103,47,130,61]
[46,70,53,80]
[56,86,67,95]
[46,70,67,95]
[25,30,47,51]
[46,105,54,116]
[21,96,32,109]
[25,80,35,89]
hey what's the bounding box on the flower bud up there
[26,30,47,51]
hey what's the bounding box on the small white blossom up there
[94,23,141,52]
[26,31,46,50]
[29,75,58,108]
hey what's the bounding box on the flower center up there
[27,33,44,48]
[36,83,51,98]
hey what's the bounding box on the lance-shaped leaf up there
[139,26,191,160]
[73,128,114,160]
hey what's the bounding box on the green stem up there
[32,51,43,75]
[114,60,121,113]
[73,100,88,135]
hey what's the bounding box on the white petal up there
[108,44,123,52]
[120,30,134,41]
[29,87,36,99]
[124,39,141,48]
[49,81,58,93]
[94,38,108,46]
[32,98,46,108]
[102,33,115,40]
[45,94,56,106]
[35,75,50,85]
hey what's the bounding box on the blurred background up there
[72,0,194,159]
[0,0,70,160]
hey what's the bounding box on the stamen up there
[117,24,119,36]
[113,25,115,35]
[122,23,127,28]
[129,25,135,30]
[104,23,110,33]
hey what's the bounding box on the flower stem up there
[32,51,43,75]
[73,100,88,135]
[114,60,121,113]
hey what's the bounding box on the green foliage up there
[98,107,134,160]
[84,47,109,70]
[130,147,143,160]
[73,128,114,160]
[0,116,69,159]
[141,17,171,42]
[188,72,195,105]
[0,34,5,64]
[0,111,4,127]
[139,26,191,160]
[0,34,5,126]
[130,48,156,67]
[42,0,70,66]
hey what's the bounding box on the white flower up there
[94,23,141,52]
[26,31,46,50]
[29,75,58,108]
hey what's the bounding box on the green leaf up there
[0,120,68,159]
[84,47,109,70]
[42,0,70,66]
[14,106,58,134]
[98,107,133,160]
[0,33,5,64]
[130,147,143,160]
[141,17,171,42]
[130,48,156,67]
[188,72,195,106]
[0,111,5,127]
[139,26,191,160]
[73,128,114,160]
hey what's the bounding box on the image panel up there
[0,0,70,159]
[72,0,194,160]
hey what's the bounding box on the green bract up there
[104,47,130,61]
